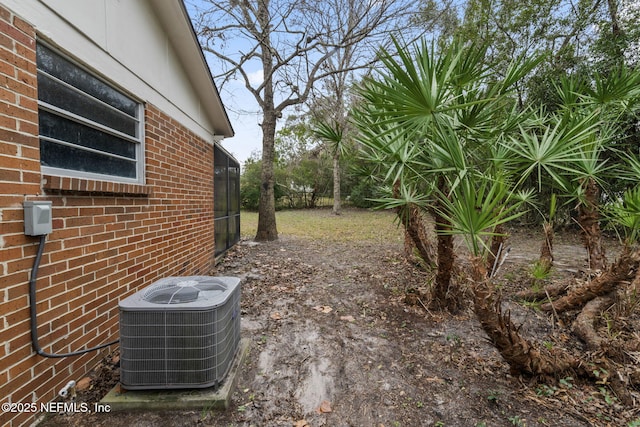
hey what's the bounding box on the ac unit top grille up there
[120,276,240,311]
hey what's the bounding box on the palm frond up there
[312,120,347,156]
[603,186,640,244]
[585,65,640,108]
[501,111,602,192]
[434,173,526,256]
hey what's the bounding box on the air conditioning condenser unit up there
[118,276,241,390]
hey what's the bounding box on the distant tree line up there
[194,0,640,236]
[240,115,379,210]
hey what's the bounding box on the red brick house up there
[0,1,238,425]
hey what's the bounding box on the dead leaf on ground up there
[76,376,92,391]
[340,315,355,322]
[317,400,332,413]
[293,419,309,427]
[312,305,333,313]
[270,312,283,320]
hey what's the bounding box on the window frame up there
[36,41,145,185]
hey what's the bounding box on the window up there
[36,43,144,183]
[214,144,240,257]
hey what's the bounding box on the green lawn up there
[240,208,404,244]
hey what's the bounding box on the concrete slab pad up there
[101,338,250,411]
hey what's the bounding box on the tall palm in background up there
[312,120,348,215]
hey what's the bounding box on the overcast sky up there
[210,69,265,168]
[185,1,265,168]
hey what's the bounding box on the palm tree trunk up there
[405,205,436,267]
[515,282,568,301]
[486,224,506,276]
[392,181,436,267]
[432,177,458,310]
[573,294,615,350]
[578,177,606,270]
[470,257,579,375]
[541,246,640,313]
[433,214,457,310]
[539,222,554,273]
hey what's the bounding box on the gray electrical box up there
[24,201,53,236]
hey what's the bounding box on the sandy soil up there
[39,225,639,427]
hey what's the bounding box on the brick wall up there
[0,5,218,426]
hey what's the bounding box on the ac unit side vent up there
[119,276,241,390]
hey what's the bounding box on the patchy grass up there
[241,208,404,244]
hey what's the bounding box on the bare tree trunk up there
[255,2,279,241]
[332,153,341,215]
[256,110,279,241]
[605,0,626,60]
[309,188,317,209]
[577,177,606,270]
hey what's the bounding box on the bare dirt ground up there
[39,217,639,427]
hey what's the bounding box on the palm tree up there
[502,66,640,271]
[501,109,605,269]
[573,66,640,269]
[352,37,539,310]
[312,120,348,215]
[352,35,640,384]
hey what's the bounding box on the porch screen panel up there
[214,144,241,257]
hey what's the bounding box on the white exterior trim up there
[4,0,234,143]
